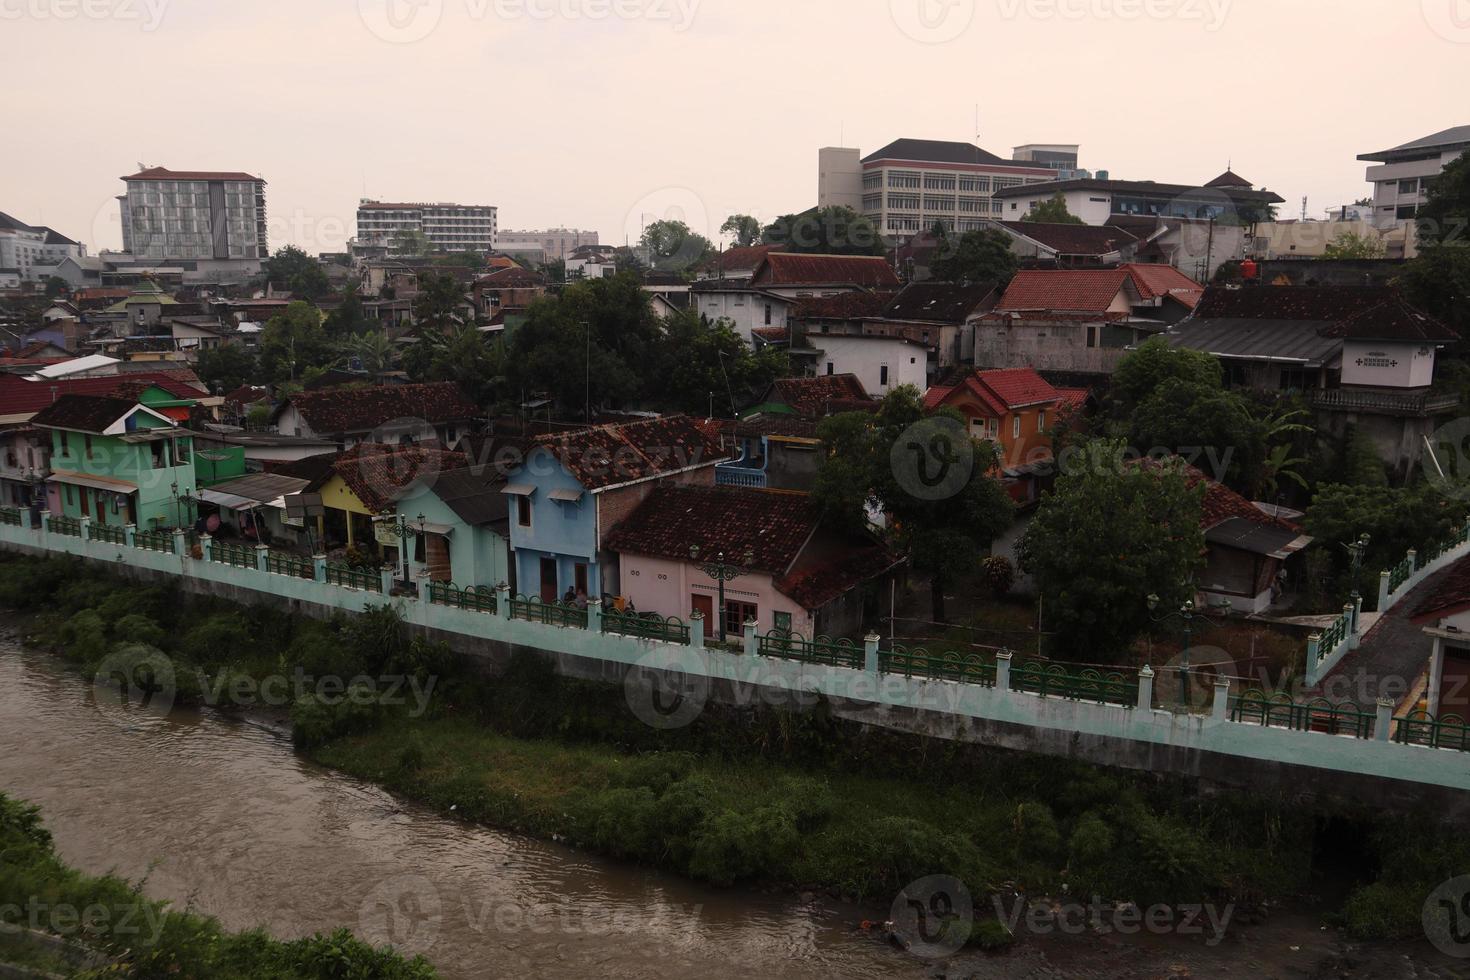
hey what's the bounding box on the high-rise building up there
[496,228,600,263]
[818,139,1062,238]
[355,200,498,253]
[1358,126,1470,228]
[118,166,268,263]
[0,211,86,282]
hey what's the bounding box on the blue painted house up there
[504,416,726,602]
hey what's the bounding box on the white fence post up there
[1136,666,1154,711]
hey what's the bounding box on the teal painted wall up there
[47,423,197,530]
[395,486,510,589]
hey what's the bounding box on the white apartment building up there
[355,200,498,253]
[119,167,268,265]
[0,212,86,282]
[818,139,1061,239]
[497,228,599,262]
[1358,126,1470,229]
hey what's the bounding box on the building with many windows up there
[0,212,86,283]
[114,167,268,283]
[817,138,1061,239]
[496,228,599,263]
[355,200,498,253]
[1358,126,1470,229]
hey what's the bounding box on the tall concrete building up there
[818,139,1062,239]
[1358,125,1470,228]
[118,166,268,266]
[0,211,86,282]
[496,228,600,263]
[355,200,498,253]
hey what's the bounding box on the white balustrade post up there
[1305,634,1322,687]
[688,612,705,650]
[1378,571,1391,611]
[1212,677,1231,721]
[742,619,759,657]
[586,597,602,632]
[1346,604,1360,651]
[199,533,213,562]
[124,523,137,548]
[171,528,187,558]
[1136,666,1155,711]
[1376,698,1395,743]
[255,543,270,574]
[864,633,880,674]
[995,651,1012,693]
[78,516,91,545]
[380,568,396,595]
[313,554,327,584]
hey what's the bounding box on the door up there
[691,594,714,637]
[540,558,558,602]
[80,488,90,518]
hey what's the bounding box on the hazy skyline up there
[5,0,1468,256]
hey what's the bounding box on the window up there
[84,435,93,459]
[987,419,999,440]
[1398,179,1420,194]
[575,563,588,596]
[764,303,772,325]
[774,611,792,632]
[1396,205,1419,220]
[880,365,889,386]
[1013,415,1022,439]
[175,439,190,464]
[65,485,74,506]
[1038,410,1047,433]
[826,362,834,375]
[725,600,758,638]
[1086,325,1100,349]
[517,495,532,528]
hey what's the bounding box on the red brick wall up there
[596,466,717,546]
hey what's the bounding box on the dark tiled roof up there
[1187,286,1458,344]
[533,415,726,491]
[1413,556,1470,621]
[39,228,79,246]
[280,382,479,435]
[1204,169,1256,188]
[776,545,904,610]
[123,166,265,183]
[430,467,508,528]
[478,267,546,287]
[0,373,202,417]
[766,375,873,418]
[332,443,467,514]
[862,139,1010,167]
[1129,458,1300,534]
[695,244,784,276]
[992,177,1284,205]
[606,485,817,574]
[882,282,998,323]
[31,394,145,434]
[999,221,1138,256]
[751,254,901,289]
[792,291,895,320]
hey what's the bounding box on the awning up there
[410,521,455,536]
[1206,518,1313,560]
[548,489,584,503]
[48,471,137,493]
[198,488,257,511]
[502,484,534,497]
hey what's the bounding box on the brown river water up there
[0,639,1465,979]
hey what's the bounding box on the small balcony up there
[1309,388,1461,418]
[716,465,768,489]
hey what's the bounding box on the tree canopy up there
[929,228,1019,285]
[639,220,714,274]
[813,386,1014,621]
[1022,193,1085,225]
[195,345,258,394]
[258,301,333,384]
[720,214,762,248]
[1109,338,1224,418]
[1322,231,1387,259]
[1400,149,1470,337]
[262,246,330,301]
[761,206,886,256]
[1018,443,1206,660]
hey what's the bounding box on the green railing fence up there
[87,523,126,545]
[266,551,314,580]
[1396,711,1470,752]
[428,582,498,614]
[757,630,864,669]
[1011,660,1138,706]
[603,610,690,644]
[134,529,175,554]
[1231,691,1375,739]
[325,563,382,593]
[510,595,588,629]
[880,645,996,686]
[211,541,256,569]
[45,515,81,538]
[0,507,21,527]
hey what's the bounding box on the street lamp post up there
[690,545,753,645]
[1344,533,1372,604]
[1148,592,1232,704]
[385,512,426,593]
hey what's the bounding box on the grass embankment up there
[1,552,1462,942]
[0,793,438,979]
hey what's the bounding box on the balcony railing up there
[1310,388,1460,417]
[716,466,767,489]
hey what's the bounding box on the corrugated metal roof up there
[1167,318,1342,367]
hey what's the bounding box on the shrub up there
[688,805,801,886]
[113,613,166,647]
[983,555,1015,597]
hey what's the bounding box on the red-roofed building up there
[607,484,903,639]
[119,167,269,276]
[750,253,902,292]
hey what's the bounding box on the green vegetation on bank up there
[0,552,1459,944]
[0,793,437,979]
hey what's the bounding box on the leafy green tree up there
[1018,443,1206,661]
[654,313,786,416]
[391,228,432,257]
[195,345,258,393]
[1322,231,1387,259]
[1401,149,1470,336]
[720,214,762,248]
[258,301,332,383]
[1306,483,1470,594]
[436,250,486,268]
[341,331,397,376]
[762,206,886,256]
[323,282,371,338]
[1127,379,1261,488]
[1110,339,1224,418]
[43,276,68,300]
[261,245,330,300]
[1022,193,1085,225]
[639,220,714,273]
[929,228,1019,285]
[414,272,466,331]
[813,386,1015,622]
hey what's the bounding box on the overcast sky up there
[5,0,1468,255]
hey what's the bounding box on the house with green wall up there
[32,394,199,530]
[394,467,512,589]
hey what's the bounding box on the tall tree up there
[262,245,330,300]
[1322,231,1387,259]
[195,345,258,393]
[929,228,1019,285]
[391,229,432,258]
[258,301,332,384]
[1401,149,1470,337]
[1018,443,1206,661]
[653,313,787,416]
[1109,338,1224,418]
[720,214,762,248]
[323,283,370,338]
[813,386,1015,622]
[639,220,714,273]
[1021,193,1085,225]
[761,206,886,256]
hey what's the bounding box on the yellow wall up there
[319,475,375,516]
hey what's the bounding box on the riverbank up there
[0,791,439,979]
[1,551,1462,956]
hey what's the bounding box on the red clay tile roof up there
[767,375,873,418]
[1412,556,1470,621]
[278,382,480,436]
[776,545,904,610]
[752,326,791,342]
[332,442,467,514]
[31,395,163,434]
[792,291,896,320]
[606,485,817,575]
[222,384,271,407]
[122,166,265,183]
[923,368,1059,414]
[1122,263,1204,306]
[999,222,1139,256]
[996,269,1132,314]
[533,415,727,491]
[751,254,901,289]
[477,267,546,288]
[0,373,204,417]
[696,244,784,276]
[1056,387,1091,411]
[1130,458,1299,533]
